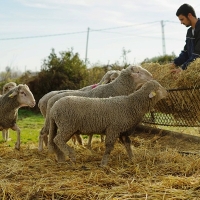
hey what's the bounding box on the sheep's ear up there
[149,91,156,98]
[9,90,18,98]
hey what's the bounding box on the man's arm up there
[181,27,200,69]
[173,45,189,67]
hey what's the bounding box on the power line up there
[0,30,87,41]
[0,21,160,41]
[90,21,160,32]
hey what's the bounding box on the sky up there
[1,0,200,72]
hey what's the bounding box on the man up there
[171,4,200,73]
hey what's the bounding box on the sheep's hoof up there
[99,163,108,168]
[15,146,20,151]
[56,157,66,163]
[86,145,92,150]
[99,160,108,167]
[55,154,66,163]
[38,147,43,152]
[48,145,55,153]
[15,143,20,150]
[69,156,76,163]
[57,160,66,163]
[129,158,134,164]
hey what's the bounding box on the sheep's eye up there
[20,91,26,96]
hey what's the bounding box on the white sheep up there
[38,65,153,151]
[1,82,17,141]
[48,80,167,166]
[38,70,120,118]
[3,82,17,94]
[0,84,36,149]
[38,70,121,150]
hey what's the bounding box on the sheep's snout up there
[158,86,168,99]
[29,100,36,107]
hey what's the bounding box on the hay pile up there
[1,134,200,200]
[142,59,200,125]
[142,58,200,89]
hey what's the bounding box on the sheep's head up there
[9,84,36,108]
[109,70,121,82]
[3,82,17,94]
[142,80,168,101]
[125,65,153,89]
[100,70,121,84]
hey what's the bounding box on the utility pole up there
[85,27,90,65]
[161,20,166,55]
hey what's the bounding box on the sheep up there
[3,82,17,94]
[0,84,36,149]
[48,80,167,166]
[1,82,17,141]
[38,65,153,151]
[38,70,121,150]
[38,70,120,118]
[79,70,121,91]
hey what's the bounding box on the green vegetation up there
[141,52,176,64]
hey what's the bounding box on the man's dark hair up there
[176,4,196,18]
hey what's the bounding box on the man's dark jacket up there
[174,18,200,70]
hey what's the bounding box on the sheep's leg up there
[48,118,58,153]
[2,130,6,141]
[100,135,105,142]
[87,134,104,149]
[2,129,11,142]
[48,119,66,162]
[38,134,48,151]
[11,124,20,150]
[74,134,83,145]
[119,135,133,160]
[71,135,77,145]
[87,134,93,149]
[48,133,66,162]
[2,129,11,141]
[38,127,45,151]
[53,132,76,163]
[43,134,48,146]
[101,132,119,166]
[5,130,11,141]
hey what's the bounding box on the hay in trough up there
[142,59,200,125]
[1,134,200,200]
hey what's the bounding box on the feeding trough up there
[142,87,200,127]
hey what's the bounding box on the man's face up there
[178,14,192,27]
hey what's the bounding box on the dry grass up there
[1,134,200,200]
[142,58,200,89]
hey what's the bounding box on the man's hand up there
[171,67,182,74]
[170,63,182,74]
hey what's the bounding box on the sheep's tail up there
[48,117,58,153]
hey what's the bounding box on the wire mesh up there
[142,87,200,127]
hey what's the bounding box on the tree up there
[24,48,88,109]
